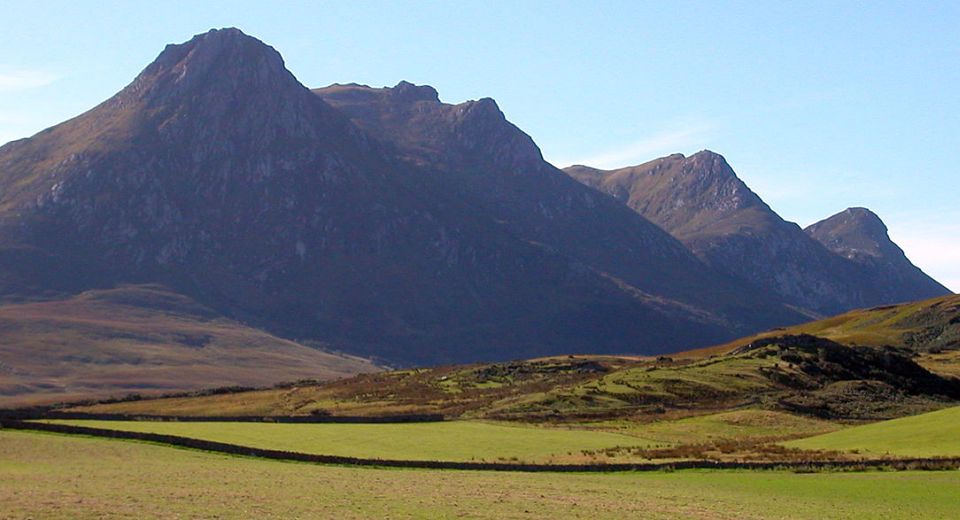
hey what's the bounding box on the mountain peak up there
[565,151,773,245]
[840,206,886,228]
[686,150,737,179]
[390,81,440,103]
[691,149,724,160]
[805,207,891,258]
[806,208,950,299]
[123,27,299,106]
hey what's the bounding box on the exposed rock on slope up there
[315,84,802,328]
[0,30,806,367]
[565,152,949,314]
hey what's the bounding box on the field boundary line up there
[4,419,960,473]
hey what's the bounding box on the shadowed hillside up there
[0,285,378,406]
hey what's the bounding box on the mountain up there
[565,152,950,314]
[0,29,807,369]
[313,83,808,324]
[806,207,950,302]
[0,285,378,407]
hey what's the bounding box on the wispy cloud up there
[556,119,715,170]
[0,69,59,92]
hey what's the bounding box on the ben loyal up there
[2,5,960,518]
[0,29,949,400]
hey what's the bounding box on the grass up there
[3,429,960,519]
[919,349,960,378]
[69,356,628,418]
[496,354,791,419]
[591,409,840,445]
[785,405,960,458]
[71,331,958,426]
[38,419,659,463]
[683,294,960,358]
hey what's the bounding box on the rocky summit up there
[565,152,949,315]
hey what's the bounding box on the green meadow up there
[786,405,960,458]
[39,419,658,463]
[3,430,959,520]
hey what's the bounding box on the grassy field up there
[39,419,659,463]
[3,430,960,519]
[590,409,840,445]
[786,405,960,458]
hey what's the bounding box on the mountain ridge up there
[0,29,808,368]
[564,152,950,314]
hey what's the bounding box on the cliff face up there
[566,152,950,315]
[0,30,807,365]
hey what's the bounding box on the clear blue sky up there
[2,1,957,290]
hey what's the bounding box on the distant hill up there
[565,152,950,314]
[684,294,960,362]
[74,294,960,422]
[0,285,378,406]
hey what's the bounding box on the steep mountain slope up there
[0,29,806,368]
[0,285,378,406]
[565,152,949,314]
[806,207,950,302]
[314,83,804,324]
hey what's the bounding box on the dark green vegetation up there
[565,153,948,315]
[3,429,960,519]
[0,285,378,406]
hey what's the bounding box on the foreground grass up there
[786,405,960,457]
[589,409,840,445]
[2,430,959,519]
[39,419,657,463]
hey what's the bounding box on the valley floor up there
[2,430,959,519]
